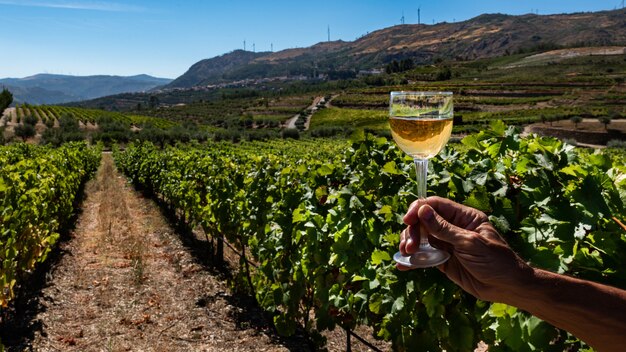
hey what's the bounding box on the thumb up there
[418,204,469,245]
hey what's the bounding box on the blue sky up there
[0,0,619,79]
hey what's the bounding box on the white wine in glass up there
[390,91,453,268]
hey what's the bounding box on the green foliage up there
[598,115,612,129]
[39,105,175,129]
[570,115,582,128]
[0,142,101,308]
[143,94,311,131]
[0,89,12,113]
[245,129,278,141]
[135,124,209,147]
[114,127,626,351]
[310,107,387,131]
[281,128,300,139]
[386,59,414,74]
[435,67,452,81]
[308,126,354,138]
[59,114,80,131]
[23,115,38,126]
[607,139,626,149]
[93,119,132,146]
[41,114,85,146]
[13,124,35,141]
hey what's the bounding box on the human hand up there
[398,196,533,302]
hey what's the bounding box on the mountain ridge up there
[0,74,172,105]
[166,8,626,89]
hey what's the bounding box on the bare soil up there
[2,154,304,351]
[2,154,388,352]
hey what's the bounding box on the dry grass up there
[22,154,302,351]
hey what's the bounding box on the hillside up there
[167,50,270,88]
[167,9,626,89]
[0,74,172,105]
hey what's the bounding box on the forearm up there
[504,268,626,351]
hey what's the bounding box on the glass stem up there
[414,158,430,246]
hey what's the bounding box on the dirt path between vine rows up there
[284,96,323,130]
[7,154,309,352]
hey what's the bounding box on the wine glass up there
[389,91,453,268]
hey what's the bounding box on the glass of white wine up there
[389,91,453,268]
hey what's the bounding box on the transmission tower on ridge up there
[253,42,255,53]
[418,6,421,24]
[327,25,330,42]
[401,11,405,25]
[244,40,246,51]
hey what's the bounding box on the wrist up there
[497,263,541,308]
[499,267,568,314]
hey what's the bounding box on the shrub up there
[436,67,452,81]
[281,128,300,140]
[41,128,85,147]
[14,124,36,141]
[92,119,132,146]
[23,115,38,126]
[59,114,80,132]
[606,139,626,148]
[212,129,241,143]
[245,129,278,141]
[364,128,390,139]
[309,126,353,138]
[562,138,578,146]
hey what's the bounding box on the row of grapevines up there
[38,105,177,129]
[0,142,101,308]
[114,124,625,351]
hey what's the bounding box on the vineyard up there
[34,51,621,147]
[145,94,313,126]
[0,142,101,308]
[323,82,626,136]
[1,104,175,129]
[113,123,626,351]
[0,45,625,351]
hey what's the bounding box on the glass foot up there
[393,245,450,268]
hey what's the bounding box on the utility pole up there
[418,6,421,24]
[253,42,255,53]
[271,43,273,52]
[244,40,246,51]
[327,25,330,42]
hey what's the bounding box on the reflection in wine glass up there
[389,91,453,268]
